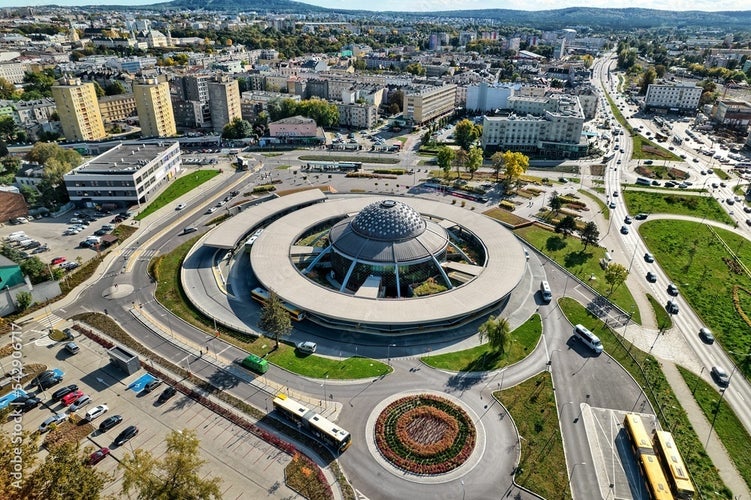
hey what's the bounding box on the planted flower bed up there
[374,394,476,475]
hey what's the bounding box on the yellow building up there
[98,93,136,123]
[133,78,176,138]
[51,77,106,142]
[403,84,457,126]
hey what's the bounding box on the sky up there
[11,0,751,12]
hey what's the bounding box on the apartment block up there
[0,61,25,84]
[466,82,518,112]
[133,78,176,138]
[207,78,242,133]
[51,77,107,142]
[98,93,136,123]
[403,84,457,125]
[337,103,377,129]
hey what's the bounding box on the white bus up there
[573,324,603,354]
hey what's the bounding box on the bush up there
[373,168,406,175]
[499,200,516,211]
[252,185,276,193]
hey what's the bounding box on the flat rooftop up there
[73,142,177,174]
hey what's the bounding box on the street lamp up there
[706,351,749,447]
[387,343,396,366]
[321,374,328,410]
[565,462,586,499]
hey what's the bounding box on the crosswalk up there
[31,311,66,330]
[120,247,160,259]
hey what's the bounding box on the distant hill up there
[153,0,328,13]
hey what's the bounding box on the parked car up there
[64,342,79,354]
[84,404,109,422]
[157,387,177,404]
[89,447,110,465]
[699,327,715,344]
[142,379,162,393]
[711,366,730,387]
[61,390,84,406]
[51,384,78,402]
[296,341,317,354]
[114,425,139,446]
[35,369,63,389]
[51,257,66,265]
[14,395,41,412]
[61,262,80,271]
[38,413,67,432]
[69,394,92,412]
[99,414,123,432]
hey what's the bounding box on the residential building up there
[644,83,702,113]
[51,77,107,142]
[466,82,519,113]
[97,93,136,123]
[133,78,176,138]
[0,61,25,84]
[170,75,211,129]
[711,99,751,131]
[403,84,457,126]
[337,103,377,129]
[64,142,181,207]
[207,78,242,133]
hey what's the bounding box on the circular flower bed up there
[374,394,476,475]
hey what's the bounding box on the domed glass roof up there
[350,200,426,242]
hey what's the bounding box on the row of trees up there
[267,97,339,128]
[0,427,222,499]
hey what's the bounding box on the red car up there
[61,389,84,406]
[88,447,110,465]
[51,257,66,265]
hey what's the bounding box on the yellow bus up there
[623,413,654,458]
[640,454,675,500]
[653,430,694,499]
[251,287,306,321]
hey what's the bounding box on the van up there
[86,236,101,243]
[635,177,651,186]
[183,227,197,234]
[8,231,26,239]
[540,281,552,303]
[16,239,33,247]
[573,324,603,354]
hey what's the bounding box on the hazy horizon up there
[10,0,751,13]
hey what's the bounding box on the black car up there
[99,415,123,432]
[699,327,715,345]
[13,396,41,412]
[114,425,138,446]
[667,283,679,296]
[157,387,177,404]
[35,372,63,389]
[646,272,657,283]
[635,213,649,220]
[51,384,78,402]
[142,379,162,393]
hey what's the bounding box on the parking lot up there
[2,325,298,498]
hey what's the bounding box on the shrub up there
[252,185,276,193]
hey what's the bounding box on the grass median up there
[624,190,734,225]
[135,169,221,221]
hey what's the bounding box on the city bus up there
[653,430,694,499]
[624,414,675,500]
[272,394,352,453]
[251,287,306,321]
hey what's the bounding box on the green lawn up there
[261,152,283,157]
[578,189,610,220]
[514,225,640,324]
[646,293,672,330]
[298,154,400,165]
[135,169,220,220]
[631,135,682,161]
[623,190,734,225]
[559,297,730,498]
[640,220,751,376]
[258,343,390,379]
[422,315,542,371]
[679,366,751,492]
[500,372,568,499]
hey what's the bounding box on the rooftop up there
[71,142,178,174]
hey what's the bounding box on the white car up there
[69,394,91,412]
[38,413,68,432]
[84,404,109,421]
[206,207,217,214]
[176,203,186,210]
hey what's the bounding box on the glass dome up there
[350,200,426,241]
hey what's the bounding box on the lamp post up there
[565,462,586,499]
[387,343,396,366]
[321,374,328,410]
[706,351,749,447]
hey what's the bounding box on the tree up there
[21,442,109,500]
[581,54,594,69]
[119,429,222,500]
[0,139,7,157]
[405,62,425,76]
[0,428,38,497]
[388,89,404,113]
[0,116,16,143]
[465,146,483,179]
[259,292,292,348]
[639,67,657,95]
[222,117,253,139]
[436,146,455,179]
[454,119,481,151]
[479,315,510,354]
[0,77,16,99]
[500,151,529,189]
[580,221,600,250]
[15,290,32,310]
[549,192,563,214]
[554,215,577,238]
[21,256,51,284]
[454,149,467,179]
[604,262,628,295]
[92,81,105,98]
[490,151,505,180]
[104,81,126,96]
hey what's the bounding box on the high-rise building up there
[133,78,176,138]
[51,77,106,142]
[403,84,457,126]
[207,78,242,133]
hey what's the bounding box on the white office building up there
[64,142,181,208]
[466,83,519,113]
[644,83,702,113]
